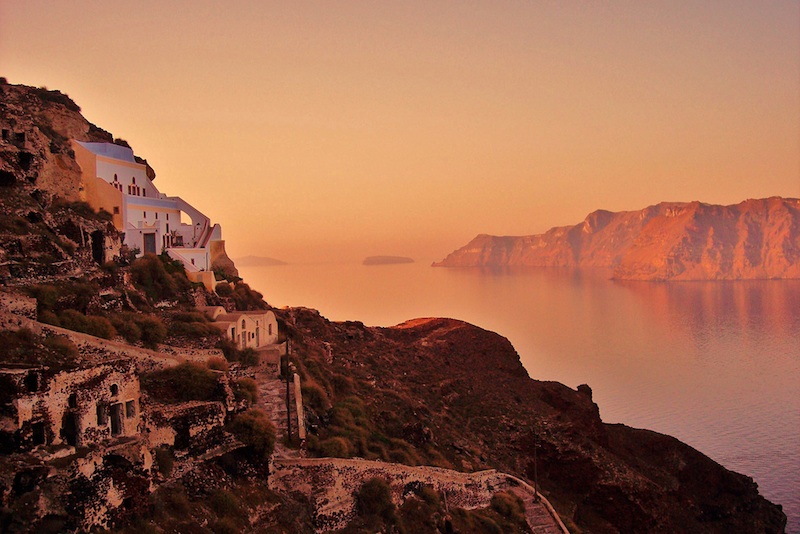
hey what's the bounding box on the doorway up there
[143,233,156,254]
[110,403,124,436]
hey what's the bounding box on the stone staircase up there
[255,371,303,459]
[509,486,566,534]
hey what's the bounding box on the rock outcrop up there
[434,198,800,280]
[283,310,788,533]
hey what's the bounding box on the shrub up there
[141,362,219,403]
[58,310,116,339]
[130,254,192,302]
[233,377,258,404]
[490,491,526,523]
[137,315,167,348]
[230,282,268,311]
[226,409,276,459]
[111,316,142,344]
[42,335,79,360]
[215,282,232,297]
[355,478,395,520]
[0,329,79,369]
[317,437,352,458]
[301,382,331,413]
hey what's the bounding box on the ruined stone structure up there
[0,358,140,452]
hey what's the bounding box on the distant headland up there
[363,255,415,265]
[235,255,288,266]
[434,197,800,281]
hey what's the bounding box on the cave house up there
[0,358,140,452]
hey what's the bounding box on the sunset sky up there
[2,1,799,263]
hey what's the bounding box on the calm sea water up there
[239,261,800,531]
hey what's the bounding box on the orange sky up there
[2,1,799,263]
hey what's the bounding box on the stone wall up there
[269,457,567,532]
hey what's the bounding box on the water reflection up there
[239,263,800,531]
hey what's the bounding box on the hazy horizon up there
[2,1,798,264]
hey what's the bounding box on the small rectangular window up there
[155,212,158,219]
[32,421,46,445]
[143,211,147,218]
[97,404,108,426]
[113,206,120,214]
[125,400,136,418]
[166,214,169,220]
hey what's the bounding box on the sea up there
[238,261,800,532]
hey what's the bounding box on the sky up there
[2,1,799,263]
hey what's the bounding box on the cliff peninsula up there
[0,79,787,532]
[434,199,800,281]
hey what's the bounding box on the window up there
[269,324,273,336]
[114,173,118,181]
[132,177,136,184]
[166,214,169,220]
[242,320,246,329]
[143,211,147,219]
[68,393,78,409]
[31,422,46,445]
[125,400,136,418]
[143,188,146,197]
[110,384,119,397]
[97,403,108,426]
[113,206,120,214]
[155,212,158,219]
[24,372,39,393]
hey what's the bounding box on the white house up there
[72,140,230,290]
[198,306,279,350]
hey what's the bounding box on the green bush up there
[130,254,192,302]
[226,408,276,459]
[302,382,331,413]
[233,377,258,404]
[208,489,242,518]
[58,310,116,339]
[215,282,232,297]
[111,316,142,344]
[0,329,80,369]
[355,477,395,521]
[137,315,167,348]
[317,437,352,458]
[141,362,219,403]
[490,491,526,523]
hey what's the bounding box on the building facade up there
[72,140,227,289]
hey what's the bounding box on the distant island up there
[434,197,800,281]
[234,255,288,266]
[363,255,415,265]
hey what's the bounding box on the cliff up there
[0,79,788,532]
[434,198,800,280]
[282,311,787,533]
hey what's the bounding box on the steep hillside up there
[0,79,788,532]
[282,310,787,533]
[434,199,800,280]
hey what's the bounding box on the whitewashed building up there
[72,140,229,289]
[198,306,279,350]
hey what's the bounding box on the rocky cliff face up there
[434,198,800,280]
[284,311,787,533]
